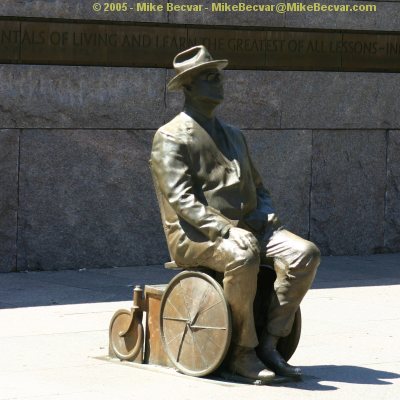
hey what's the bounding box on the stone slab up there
[17,129,169,271]
[77,0,400,33]
[164,69,184,124]
[0,65,165,129]
[166,70,282,129]
[169,70,400,130]
[310,130,386,255]
[168,0,284,27]
[2,34,400,132]
[281,71,400,129]
[0,0,167,22]
[385,131,400,252]
[336,1,400,32]
[285,0,400,32]
[243,130,312,239]
[0,130,18,273]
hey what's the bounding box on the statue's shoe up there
[257,348,302,379]
[229,346,275,382]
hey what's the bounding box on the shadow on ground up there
[0,253,399,308]
[312,254,400,290]
[282,365,400,391]
[0,265,178,308]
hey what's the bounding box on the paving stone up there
[0,130,18,273]
[244,130,312,239]
[0,65,165,129]
[385,131,400,252]
[17,129,169,271]
[310,130,386,255]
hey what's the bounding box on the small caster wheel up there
[109,309,143,361]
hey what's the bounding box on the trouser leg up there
[261,229,321,337]
[201,237,260,348]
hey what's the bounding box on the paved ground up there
[0,254,399,400]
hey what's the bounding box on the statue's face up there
[187,68,224,104]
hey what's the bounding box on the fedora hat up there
[167,45,228,91]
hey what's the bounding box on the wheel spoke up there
[191,285,212,325]
[176,324,189,362]
[160,272,232,376]
[190,325,227,330]
[166,329,186,345]
[166,297,187,320]
[196,300,222,318]
[163,316,189,322]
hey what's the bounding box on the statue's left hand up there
[225,227,259,253]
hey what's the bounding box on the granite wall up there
[0,1,399,271]
[1,0,400,31]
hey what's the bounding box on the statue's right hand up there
[225,227,259,252]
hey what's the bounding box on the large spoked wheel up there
[160,271,232,377]
[109,309,143,361]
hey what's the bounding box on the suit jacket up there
[150,112,279,263]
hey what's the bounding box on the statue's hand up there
[225,227,259,253]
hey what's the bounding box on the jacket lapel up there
[182,112,241,179]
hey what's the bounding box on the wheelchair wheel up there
[160,271,232,377]
[254,266,302,362]
[109,309,143,361]
[277,307,302,362]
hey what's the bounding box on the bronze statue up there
[150,46,320,383]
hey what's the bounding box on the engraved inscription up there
[0,20,399,71]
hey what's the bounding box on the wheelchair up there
[108,163,302,380]
[108,261,301,379]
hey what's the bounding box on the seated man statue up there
[150,45,320,383]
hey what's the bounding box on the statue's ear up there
[183,83,192,91]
